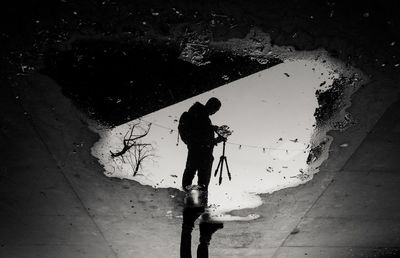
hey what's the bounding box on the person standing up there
[179,97,225,258]
[179,97,224,193]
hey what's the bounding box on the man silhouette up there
[179,97,225,258]
[180,97,224,193]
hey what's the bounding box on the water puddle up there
[91,52,366,220]
[43,30,367,221]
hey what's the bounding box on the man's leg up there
[197,221,224,258]
[182,147,198,191]
[197,151,214,207]
[180,206,204,258]
[197,152,214,191]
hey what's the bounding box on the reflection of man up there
[179,97,225,258]
[180,206,223,258]
[179,97,224,193]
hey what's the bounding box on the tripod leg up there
[214,158,222,177]
[224,157,232,181]
[219,159,224,185]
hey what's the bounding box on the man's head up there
[205,97,221,115]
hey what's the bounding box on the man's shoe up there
[199,220,224,237]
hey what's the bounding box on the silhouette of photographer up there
[178,97,225,258]
[178,97,225,194]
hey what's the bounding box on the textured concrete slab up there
[0,79,117,257]
[210,247,277,258]
[274,246,400,258]
[318,79,400,174]
[0,215,106,245]
[306,171,400,219]
[283,216,400,247]
[1,165,86,216]
[0,86,52,167]
[343,99,400,172]
[0,244,116,258]
[281,98,400,253]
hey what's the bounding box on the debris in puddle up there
[340,143,349,148]
[222,75,230,81]
[307,138,329,164]
[331,112,355,131]
[290,168,310,181]
[290,228,300,235]
[284,73,290,77]
[314,77,353,126]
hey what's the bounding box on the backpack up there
[178,111,193,145]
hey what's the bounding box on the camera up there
[215,125,233,140]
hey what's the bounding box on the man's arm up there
[213,125,226,145]
[213,135,225,145]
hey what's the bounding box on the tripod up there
[214,139,232,185]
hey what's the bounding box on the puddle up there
[91,53,366,220]
[44,30,367,221]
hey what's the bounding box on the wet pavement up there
[1,1,400,257]
[1,72,399,257]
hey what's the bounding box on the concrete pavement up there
[1,71,400,258]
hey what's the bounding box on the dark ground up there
[1,0,400,257]
[2,0,400,118]
[1,0,400,119]
[42,40,280,125]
